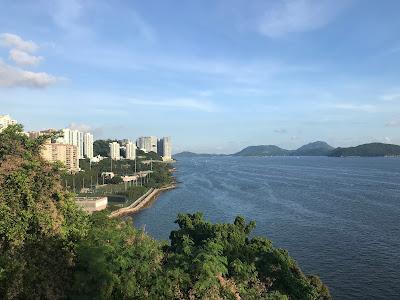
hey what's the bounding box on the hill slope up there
[291,141,334,156]
[233,145,290,156]
[329,143,400,157]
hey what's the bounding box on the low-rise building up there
[75,196,108,213]
[101,172,115,179]
[27,128,58,139]
[90,155,104,163]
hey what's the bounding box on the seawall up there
[109,184,176,218]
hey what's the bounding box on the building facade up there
[41,143,79,172]
[125,142,136,160]
[109,142,121,160]
[83,132,94,159]
[136,136,157,153]
[0,114,17,132]
[158,137,172,160]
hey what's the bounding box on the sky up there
[1,0,400,153]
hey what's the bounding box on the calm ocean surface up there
[133,156,400,299]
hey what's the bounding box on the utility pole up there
[73,177,76,193]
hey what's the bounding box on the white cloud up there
[0,33,38,52]
[0,60,59,88]
[128,98,216,112]
[68,122,92,132]
[9,49,43,66]
[330,103,377,112]
[384,137,392,143]
[0,33,60,88]
[259,0,347,38]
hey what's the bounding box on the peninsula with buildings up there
[0,114,175,214]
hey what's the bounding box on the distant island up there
[329,143,400,157]
[233,145,290,156]
[174,151,227,158]
[175,141,400,158]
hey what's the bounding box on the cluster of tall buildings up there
[108,137,172,161]
[136,136,158,153]
[108,141,137,161]
[56,128,94,159]
[1,114,173,172]
[28,128,94,172]
[136,136,172,160]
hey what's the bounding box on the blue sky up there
[1,0,400,153]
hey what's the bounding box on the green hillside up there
[233,145,290,156]
[329,143,400,157]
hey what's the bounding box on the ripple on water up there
[133,156,400,300]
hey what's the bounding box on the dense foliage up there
[63,154,167,192]
[93,139,115,157]
[0,125,90,299]
[0,125,331,299]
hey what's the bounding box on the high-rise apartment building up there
[157,137,172,160]
[125,142,136,160]
[78,131,84,158]
[109,142,121,160]
[0,114,17,132]
[41,143,79,172]
[83,132,94,159]
[57,128,93,159]
[136,136,157,153]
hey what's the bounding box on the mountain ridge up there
[175,141,400,157]
[329,142,400,157]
